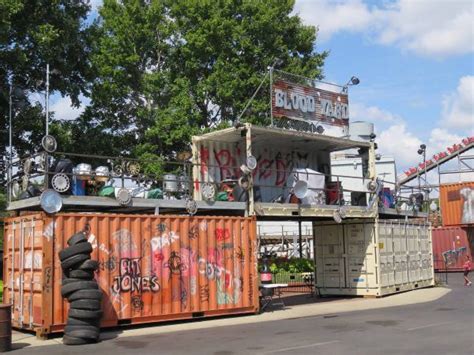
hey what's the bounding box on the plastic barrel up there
[0,304,12,352]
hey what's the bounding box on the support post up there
[298,220,303,258]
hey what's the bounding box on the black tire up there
[64,325,100,340]
[59,243,92,261]
[68,308,102,320]
[67,232,87,246]
[68,269,95,279]
[63,334,89,345]
[70,299,101,310]
[77,259,99,271]
[61,254,90,270]
[61,281,98,298]
[62,278,85,285]
[67,317,100,327]
[67,289,103,302]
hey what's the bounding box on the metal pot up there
[75,163,92,181]
[163,174,178,193]
[95,166,110,182]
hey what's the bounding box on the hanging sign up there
[272,80,349,127]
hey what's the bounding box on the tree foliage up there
[0,0,93,157]
[73,0,327,165]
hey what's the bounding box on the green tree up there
[80,0,326,168]
[0,0,94,157]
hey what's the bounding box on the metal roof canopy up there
[192,124,370,152]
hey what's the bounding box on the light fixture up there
[40,189,63,214]
[342,76,360,93]
[41,135,57,153]
[429,201,438,212]
[418,144,426,155]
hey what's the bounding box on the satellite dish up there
[41,135,57,153]
[51,173,70,193]
[40,189,63,214]
[246,155,257,170]
[294,180,308,199]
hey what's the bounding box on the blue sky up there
[50,0,473,177]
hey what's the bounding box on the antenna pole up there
[45,63,50,136]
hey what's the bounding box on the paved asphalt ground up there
[12,276,473,355]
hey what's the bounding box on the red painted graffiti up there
[215,228,231,241]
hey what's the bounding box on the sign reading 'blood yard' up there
[272,80,349,127]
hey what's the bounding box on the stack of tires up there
[59,232,103,345]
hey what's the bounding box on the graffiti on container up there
[87,233,98,250]
[25,251,42,269]
[217,280,234,305]
[131,295,144,311]
[189,224,199,240]
[199,221,208,232]
[99,243,113,255]
[442,246,468,266]
[460,187,473,224]
[215,228,231,242]
[190,276,197,295]
[165,251,188,276]
[236,247,245,263]
[156,222,167,232]
[112,258,160,293]
[112,229,138,256]
[44,267,52,293]
[98,255,117,272]
[200,145,312,187]
[200,285,209,302]
[43,221,55,242]
[150,231,179,251]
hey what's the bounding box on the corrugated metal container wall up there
[315,220,434,297]
[439,182,474,227]
[3,213,259,336]
[432,227,472,271]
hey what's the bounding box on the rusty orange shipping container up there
[439,182,474,227]
[432,227,472,272]
[2,213,259,336]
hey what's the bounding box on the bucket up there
[71,177,86,196]
[0,304,12,352]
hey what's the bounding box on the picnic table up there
[259,283,288,312]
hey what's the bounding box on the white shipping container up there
[314,219,434,297]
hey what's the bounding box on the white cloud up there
[294,0,474,57]
[350,103,400,123]
[90,0,102,12]
[50,95,88,121]
[378,123,423,168]
[441,75,474,130]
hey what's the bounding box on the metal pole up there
[45,63,50,136]
[8,83,12,202]
[298,220,302,258]
[269,66,273,127]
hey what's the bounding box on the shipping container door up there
[345,223,377,289]
[378,222,395,287]
[315,224,345,288]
